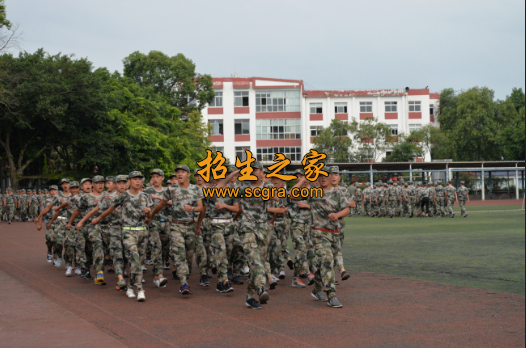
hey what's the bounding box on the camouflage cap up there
[437,180,442,184]
[80,178,92,186]
[404,183,408,187]
[92,175,105,183]
[328,166,340,174]
[193,168,202,176]
[49,185,58,190]
[409,181,414,184]
[263,167,270,174]
[169,173,177,178]
[378,180,383,183]
[175,164,190,173]
[394,182,398,186]
[294,168,305,176]
[460,180,465,185]
[105,176,115,182]
[20,189,26,192]
[252,161,263,170]
[6,187,12,191]
[115,174,128,182]
[388,180,393,184]
[150,168,165,177]
[365,182,370,186]
[227,165,238,173]
[70,181,80,188]
[128,171,144,179]
[60,178,70,184]
[384,183,388,187]
[355,182,360,186]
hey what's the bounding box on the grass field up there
[339,210,525,295]
[453,204,523,212]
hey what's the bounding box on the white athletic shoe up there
[47,254,53,263]
[142,278,145,283]
[55,258,62,268]
[65,266,73,277]
[137,290,145,302]
[126,289,136,298]
[279,270,286,279]
[142,265,147,271]
[75,268,82,275]
[153,277,168,288]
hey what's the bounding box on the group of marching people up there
[1,188,46,223]
[28,163,355,309]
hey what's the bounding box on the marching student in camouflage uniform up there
[354,182,363,215]
[19,189,28,221]
[348,182,357,215]
[292,173,349,308]
[435,181,445,217]
[150,164,206,296]
[232,161,277,309]
[193,170,213,282]
[445,181,457,218]
[36,186,58,262]
[363,183,371,216]
[401,182,411,217]
[4,188,15,223]
[457,181,470,217]
[407,182,415,217]
[143,169,170,288]
[429,183,437,217]
[386,180,397,217]
[100,176,117,273]
[225,166,245,285]
[415,182,423,216]
[268,176,289,283]
[395,182,403,216]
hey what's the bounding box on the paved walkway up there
[0,222,524,348]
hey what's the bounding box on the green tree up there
[508,87,525,111]
[353,117,392,162]
[0,0,10,29]
[122,51,215,112]
[312,119,357,162]
[384,140,420,162]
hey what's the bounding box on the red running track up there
[0,222,524,348]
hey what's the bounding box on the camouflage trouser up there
[364,200,371,215]
[407,198,414,216]
[209,222,229,283]
[267,224,282,274]
[109,225,126,276]
[29,204,39,220]
[64,225,77,267]
[179,223,207,276]
[76,226,93,269]
[239,222,267,298]
[200,218,212,269]
[370,200,377,215]
[388,198,397,215]
[100,225,113,267]
[224,222,245,275]
[148,219,170,276]
[458,199,467,215]
[277,219,290,261]
[290,221,310,277]
[377,198,386,215]
[415,199,421,214]
[52,219,67,259]
[169,223,191,284]
[312,229,339,299]
[334,220,345,270]
[122,227,149,290]
[353,200,362,215]
[446,199,455,214]
[435,198,444,216]
[6,204,14,222]
[20,206,28,220]
[307,227,317,274]
[87,224,104,273]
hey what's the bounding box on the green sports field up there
[340,210,525,295]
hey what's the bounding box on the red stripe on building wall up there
[235,135,250,142]
[256,139,302,147]
[408,112,422,119]
[233,81,250,88]
[384,112,398,120]
[310,114,323,121]
[360,113,374,120]
[234,107,250,114]
[207,107,223,115]
[256,112,301,119]
[416,158,423,162]
[335,113,348,121]
[209,135,224,142]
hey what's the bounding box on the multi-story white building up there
[202,77,439,164]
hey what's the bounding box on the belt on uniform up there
[171,219,195,225]
[152,216,167,222]
[210,218,232,224]
[312,227,339,234]
[123,226,147,230]
[57,216,67,220]
[274,220,285,224]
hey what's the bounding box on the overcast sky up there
[8,0,525,100]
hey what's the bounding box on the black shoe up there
[311,290,328,302]
[200,274,210,287]
[287,259,294,270]
[257,287,269,304]
[216,281,225,293]
[299,273,308,279]
[269,278,278,290]
[227,268,234,282]
[246,297,262,309]
[335,280,340,285]
[211,267,217,275]
[164,262,170,270]
[80,268,87,279]
[172,271,180,280]
[341,271,350,280]
[84,270,94,280]
[207,271,213,279]
[232,275,244,285]
[107,268,115,274]
[223,281,234,293]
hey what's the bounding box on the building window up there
[234,91,249,107]
[409,124,422,133]
[409,101,421,112]
[215,147,224,153]
[310,126,323,137]
[235,119,250,135]
[334,102,347,114]
[360,101,372,113]
[256,119,301,140]
[385,101,397,112]
[430,104,434,115]
[209,119,223,135]
[235,146,251,161]
[256,90,300,112]
[209,92,223,107]
[310,103,323,114]
[390,125,398,135]
[257,147,302,162]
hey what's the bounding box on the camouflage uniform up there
[98,191,116,269]
[235,180,274,299]
[395,183,403,215]
[77,192,105,272]
[334,184,350,271]
[162,183,205,284]
[354,185,363,215]
[376,185,387,215]
[51,191,72,260]
[415,185,422,214]
[5,191,15,222]
[428,185,436,216]
[19,192,28,221]
[311,187,347,300]
[112,190,153,290]
[363,185,371,215]
[29,194,39,220]
[435,184,445,217]
[43,193,55,253]
[458,185,469,216]
[288,190,312,277]
[387,184,397,215]
[64,192,81,268]
[225,183,246,277]
[144,185,171,275]
[446,185,457,215]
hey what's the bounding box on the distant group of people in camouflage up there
[1,188,48,223]
[1,163,469,310]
